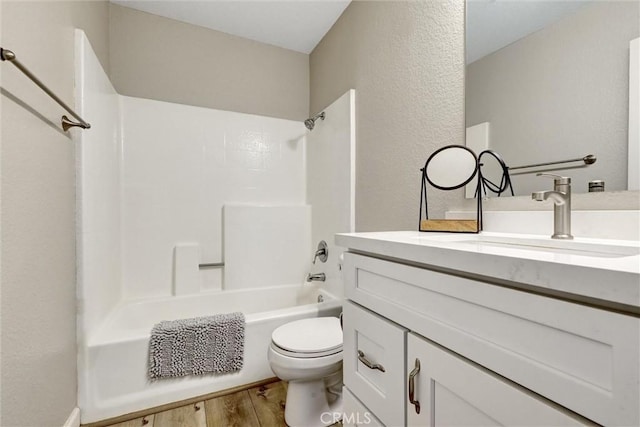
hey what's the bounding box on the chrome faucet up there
[306,273,326,282]
[532,173,573,240]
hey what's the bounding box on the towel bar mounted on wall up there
[0,47,91,131]
[509,154,596,172]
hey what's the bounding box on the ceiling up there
[466,0,595,64]
[111,0,351,54]
[112,1,597,62]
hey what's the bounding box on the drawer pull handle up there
[409,358,421,414]
[357,350,386,372]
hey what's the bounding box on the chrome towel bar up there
[509,154,596,171]
[1,47,91,131]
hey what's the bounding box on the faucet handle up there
[312,240,328,264]
[536,173,571,185]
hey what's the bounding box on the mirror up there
[425,145,478,190]
[420,145,481,233]
[478,150,513,197]
[465,0,640,197]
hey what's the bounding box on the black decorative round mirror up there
[419,145,482,233]
[477,150,513,197]
[424,145,478,190]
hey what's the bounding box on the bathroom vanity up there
[337,231,640,426]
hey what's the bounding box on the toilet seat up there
[271,317,343,359]
[271,342,342,358]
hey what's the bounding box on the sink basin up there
[449,234,640,258]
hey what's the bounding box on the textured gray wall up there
[0,1,110,425]
[466,1,639,196]
[310,0,465,231]
[109,4,310,121]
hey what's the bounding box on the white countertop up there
[336,231,640,311]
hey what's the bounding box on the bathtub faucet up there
[312,240,328,264]
[306,273,326,282]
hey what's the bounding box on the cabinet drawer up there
[407,333,592,426]
[343,301,407,427]
[342,387,384,427]
[344,252,640,426]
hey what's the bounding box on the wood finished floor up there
[105,381,342,427]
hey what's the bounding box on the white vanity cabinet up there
[340,249,640,427]
[406,334,587,426]
[343,300,407,426]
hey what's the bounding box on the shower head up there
[304,118,315,130]
[304,112,326,131]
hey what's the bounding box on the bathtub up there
[78,284,342,423]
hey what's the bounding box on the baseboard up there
[63,408,81,427]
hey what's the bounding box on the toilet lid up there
[272,317,342,354]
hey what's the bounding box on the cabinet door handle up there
[408,358,421,414]
[357,350,386,372]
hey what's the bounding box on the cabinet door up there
[406,333,592,427]
[343,301,407,426]
[342,387,384,427]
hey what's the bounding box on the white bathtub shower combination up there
[83,286,341,421]
[74,31,355,423]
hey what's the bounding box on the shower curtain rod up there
[1,47,91,131]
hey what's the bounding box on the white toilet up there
[268,317,343,427]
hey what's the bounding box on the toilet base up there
[284,378,343,427]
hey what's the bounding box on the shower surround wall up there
[307,90,356,298]
[75,31,122,340]
[75,30,354,423]
[120,97,307,299]
[76,28,310,330]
